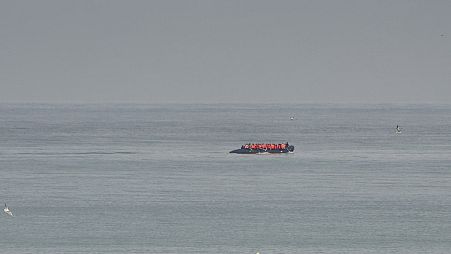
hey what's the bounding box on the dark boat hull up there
[230,145,294,154]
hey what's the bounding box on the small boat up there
[4,203,13,216]
[230,142,294,154]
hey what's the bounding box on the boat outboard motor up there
[287,145,295,152]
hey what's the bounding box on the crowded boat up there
[230,142,295,154]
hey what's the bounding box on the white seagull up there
[4,203,13,216]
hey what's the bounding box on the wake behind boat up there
[230,142,294,154]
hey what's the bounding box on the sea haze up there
[1,104,451,253]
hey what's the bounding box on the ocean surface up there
[1,103,450,254]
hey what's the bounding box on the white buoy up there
[4,203,13,216]
[290,116,294,120]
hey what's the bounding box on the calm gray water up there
[1,104,450,254]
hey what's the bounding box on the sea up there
[0,103,450,254]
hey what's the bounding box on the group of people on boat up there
[241,142,289,150]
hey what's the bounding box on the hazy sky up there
[1,0,450,103]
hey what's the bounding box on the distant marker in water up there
[290,116,294,120]
[4,203,13,216]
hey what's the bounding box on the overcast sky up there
[1,0,450,103]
